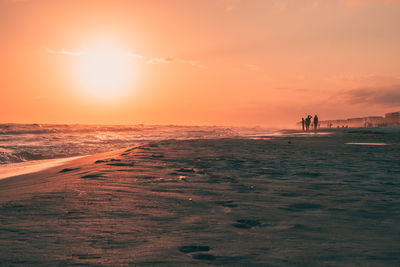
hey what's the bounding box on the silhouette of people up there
[313,114,319,130]
[301,118,305,131]
[305,115,312,131]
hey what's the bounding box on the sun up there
[75,44,134,100]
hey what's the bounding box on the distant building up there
[332,119,347,128]
[315,111,399,129]
[365,116,385,127]
[299,110,400,129]
[347,117,364,127]
[385,112,400,125]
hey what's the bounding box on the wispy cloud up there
[46,48,144,58]
[327,74,400,87]
[47,48,203,68]
[46,48,84,56]
[147,57,205,68]
[338,84,400,107]
[146,57,176,64]
[126,52,144,59]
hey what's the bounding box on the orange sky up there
[1,0,399,127]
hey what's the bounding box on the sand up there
[0,132,399,265]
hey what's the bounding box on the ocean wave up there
[0,124,237,136]
[0,150,46,164]
[0,124,239,164]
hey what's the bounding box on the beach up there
[2,0,400,264]
[0,128,399,265]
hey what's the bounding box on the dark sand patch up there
[192,253,216,261]
[95,159,121,164]
[232,219,262,229]
[81,174,105,179]
[58,167,80,173]
[178,245,210,253]
[106,162,134,167]
[285,203,323,211]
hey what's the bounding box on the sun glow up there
[75,44,134,100]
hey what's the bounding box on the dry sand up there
[0,134,399,265]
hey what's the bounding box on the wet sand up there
[1,132,399,265]
[0,156,84,181]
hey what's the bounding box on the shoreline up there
[0,127,394,181]
[0,145,145,203]
[0,156,85,181]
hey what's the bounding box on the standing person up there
[301,118,305,131]
[305,115,311,131]
[313,114,319,130]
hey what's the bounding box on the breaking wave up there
[0,124,240,164]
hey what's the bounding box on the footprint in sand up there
[95,159,121,164]
[150,154,164,158]
[232,219,262,229]
[58,167,80,173]
[214,200,238,207]
[177,168,195,173]
[178,246,216,261]
[178,245,210,253]
[81,174,104,179]
[106,162,134,167]
[120,148,138,155]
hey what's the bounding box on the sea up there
[0,124,243,165]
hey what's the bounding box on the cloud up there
[147,57,204,68]
[46,48,144,58]
[126,52,144,59]
[146,57,176,64]
[341,84,400,107]
[327,74,400,88]
[46,48,84,56]
[47,48,202,68]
